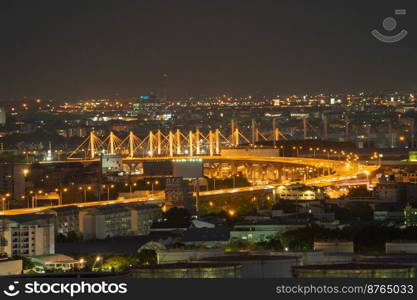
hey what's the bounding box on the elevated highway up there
[1,192,165,216]
[2,155,378,216]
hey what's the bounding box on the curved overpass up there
[2,155,378,215]
[125,154,378,189]
[197,155,377,196]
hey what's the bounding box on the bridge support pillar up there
[176,129,181,155]
[128,131,134,158]
[215,129,220,155]
[196,129,200,155]
[169,131,174,157]
[157,130,162,155]
[149,131,154,157]
[89,132,95,159]
[189,131,193,156]
[109,131,115,154]
[209,130,214,157]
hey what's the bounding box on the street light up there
[125,182,138,197]
[79,258,85,270]
[146,180,160,193]
[378,154,383,166]
[92,256,102,271]
[292,146,302,157]
[31,190,44,208]
[309,147,319,157]
[280,146,285,157]
[1,193,11,210]
[103,184,115,201]
[54,187,68,205]
[323,149,330,159]
[78,186,91,202]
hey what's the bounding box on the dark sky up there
[1,0,417,98]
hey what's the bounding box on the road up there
[1,192,165,216]
[3,155,378,215]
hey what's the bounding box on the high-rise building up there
[132,93,163,113]
[165,177,194,212]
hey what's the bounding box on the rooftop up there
[56,233,172,255]
[151,221,189,229]
[133,262,240,269]
[30,254,79,264]
[235,218,309,227]
[93,204,130,213]
[200,255,297,262]
[130,204,160,211]
[182,228,230,242]
[0,214,55,224]
[293,263,414,270]
[357,255,417,265]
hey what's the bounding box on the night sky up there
[1,0,417,98]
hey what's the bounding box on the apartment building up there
[0,214,55,257]
[130,204,162,235]
[44,205,80,235]
[79,204,132,240]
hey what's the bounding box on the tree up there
[332,203,373,222]
[272,201,298,213]
[101,256,129,272]
[66,231,81,242]
[136,250,157,265]
[346,203,373,221]
[224,239,251,252]
[253,234,283,250]
[280,224,330,251]
[56,233,66,243]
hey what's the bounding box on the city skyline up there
[2,0,417,284]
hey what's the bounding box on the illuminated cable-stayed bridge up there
[2,154,378,216]
[62,127,378,191]
[68,124,286,159]
[1,124,379,216]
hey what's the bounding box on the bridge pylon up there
[67,120,290,159]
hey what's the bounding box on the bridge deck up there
[3,156,378,216]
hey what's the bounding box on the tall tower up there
[161,73,168,101]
